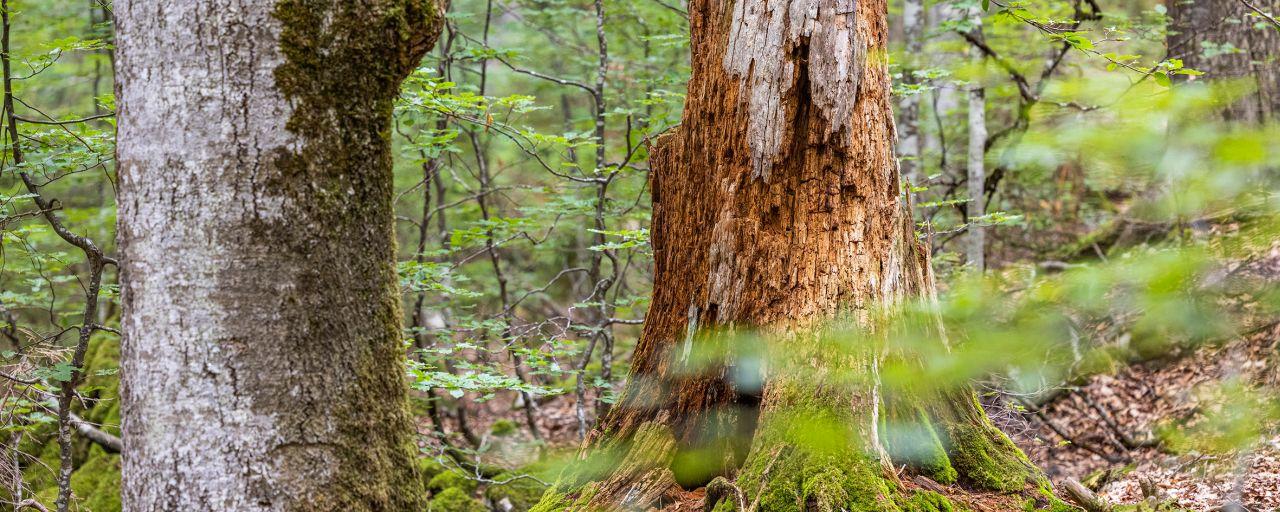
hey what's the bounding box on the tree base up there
[532,385,1073,512]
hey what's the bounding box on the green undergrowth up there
[422,454,553,511]
[7,334,121,511]
[7,329,548,512]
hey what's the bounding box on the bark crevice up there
[532,0,1048,508]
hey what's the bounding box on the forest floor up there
[433,321,1280,511]
[1013,321,1280,511]
[428,245,1280,511]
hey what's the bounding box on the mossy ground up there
[485,471,551,511]
[429,487,489,512]
[419,455,551,512]
[899,490,966,512]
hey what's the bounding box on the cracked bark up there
[115,0,441,510]
[545,0,1041,509]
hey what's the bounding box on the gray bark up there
[966,16,986,271]
[115,1,440,510]
[899,0,925,188]
[922,2,962,172]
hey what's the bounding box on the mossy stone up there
[484,472,549,511]
[429,470,480,494]
[428,487,487,512]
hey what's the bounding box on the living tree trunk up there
[1169,0,1280,123]
[898,0,925,188]
[966,17,987,272]
[115,1,441,509]
[535,0,1044,510]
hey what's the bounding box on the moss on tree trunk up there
[115,1,442,509]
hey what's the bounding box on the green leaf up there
[43,362,76,382]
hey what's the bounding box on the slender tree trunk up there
[115,1,441,509]
[1169,0,1280,123]
[923,1,961,175]
[898,0,925,189]
[538,0,1042,509]
[966,23,987,271]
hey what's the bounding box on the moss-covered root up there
[733,429,900,511]
[731,384,902,512]
[929,390,1042,493]
[884,386,1042,494]
[899,490,966,512]
[531,421,683,511]
[882,400,958,486]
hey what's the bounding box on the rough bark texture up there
[1169,0,1280,123]
[115,1,440,510]
[537,0,1042,509]
[606,0,907,447]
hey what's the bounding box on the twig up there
[12,112,113,125]
[1016,397,1126,463]
[745,448,785,512]
[1239,0,1280,30]
[0,370,38,386]
[16,499,51,512]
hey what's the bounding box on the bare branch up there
[68,412,122,454]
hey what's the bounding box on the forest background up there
[1,0,1279,510]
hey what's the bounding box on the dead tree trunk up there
[1169,0,1280,123]
[115,1,441,509]
[535,0,1045,510]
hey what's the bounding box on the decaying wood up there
[1063,478,1111,512]
[579,0,930,505]
[724,0,868,179]
[561,0,1042,507]
[599,0,907,452]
